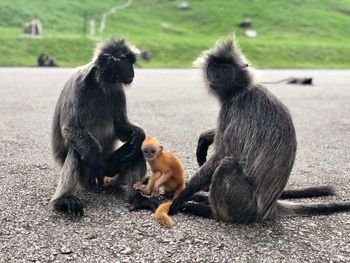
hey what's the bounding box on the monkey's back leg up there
[50,148,84,216]
[210,157,258,224]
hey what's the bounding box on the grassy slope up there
[0,0,349,68]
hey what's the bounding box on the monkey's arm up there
[169,156,220,214]
[196,129,216,167]
[115,116,146,160]
[62,120,104,186]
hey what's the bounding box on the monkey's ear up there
[159,145,164,153]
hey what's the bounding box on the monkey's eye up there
[209,65,214,71]
[143,150,149,154]
[222,67,229,73]
[150,150,156,154]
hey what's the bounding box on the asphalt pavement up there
[0,68,349,262]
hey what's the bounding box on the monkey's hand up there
[133,182,150,195]
[150,186,160,198]
[196,129,215,167]
[84,150,104,190]
[169,188,193,215]
[123,126,146,161]
[196,140,209,167]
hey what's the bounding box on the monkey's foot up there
[53,195,84,216]
[132,182,145,190]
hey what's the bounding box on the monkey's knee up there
[51,195,84,216]
[219,157,240,170]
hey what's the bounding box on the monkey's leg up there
[188,193,210,204]
[118,153,149,210]
[180,203,214,219]
[103,142,156,210]
[196,129,215,167]
[169,156,220,214]
[50,148,84,216]
[210,157,258,224]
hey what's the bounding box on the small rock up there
[59,246,72,255]
[245,30,257,38]
[83,233,97,239]
[177,2,189,10]
[141,222,152,227]
[120,247,132,255]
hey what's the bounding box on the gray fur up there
[171,37,350,222]
[50,38,146,216]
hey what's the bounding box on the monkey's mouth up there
[123,78,134,84]
[144,155,156,161]
[209,82,222,89]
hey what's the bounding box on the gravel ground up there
[0,68,349,263]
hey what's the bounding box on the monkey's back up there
[51,65,118,166]
[215,84,297,195]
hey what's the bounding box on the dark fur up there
[50,39,148,216]
[170,37,350,223]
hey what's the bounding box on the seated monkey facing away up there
[133,136,186,228]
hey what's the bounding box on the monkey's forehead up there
[207,56,234,64]
[93,39,140,61]
[142,142,160,147]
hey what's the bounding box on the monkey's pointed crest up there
[193,36,249,68]
[92,38,140,63]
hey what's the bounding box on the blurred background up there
[0,0,349,68]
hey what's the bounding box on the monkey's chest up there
[85,118,116,151]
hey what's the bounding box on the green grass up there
[0,0,349,68]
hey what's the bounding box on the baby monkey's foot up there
[133,182,144,190]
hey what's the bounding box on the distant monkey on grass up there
[133,136,186,228]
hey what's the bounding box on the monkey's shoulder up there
[159,152,184,173]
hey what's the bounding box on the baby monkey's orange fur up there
[133,136,186,228]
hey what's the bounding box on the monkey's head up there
[93,38,139,85]
[141,136,163,161]
[194,37,253,99]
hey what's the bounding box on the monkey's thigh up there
[210,157,258,224]
[162,178,179,194]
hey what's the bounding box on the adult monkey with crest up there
[170,37,350,223]
[50,39,147,216]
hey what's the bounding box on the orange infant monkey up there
[133,136,186,228]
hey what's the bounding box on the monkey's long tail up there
[277,200,350,217]
[279,185,335,199]
[155,201,174,228]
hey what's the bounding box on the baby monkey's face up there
[142,145,159,161]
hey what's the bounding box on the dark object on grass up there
[37,53,59,67]
[38,53,47,67]
[23,19,43,36]
[140,50,151,61]
[47,56,58,67]
[238,18,252,29]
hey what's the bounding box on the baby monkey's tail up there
[155,201,174,228]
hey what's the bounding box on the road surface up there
[0,68,349,262]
